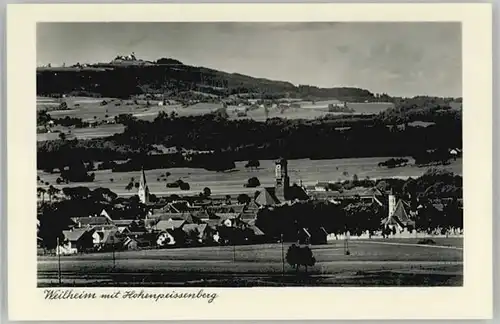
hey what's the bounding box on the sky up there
[37,22,461,97]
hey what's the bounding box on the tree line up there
[37,105,461,174]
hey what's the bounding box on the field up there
[37,157,462,197]
[37,96,394,140]
[37,238,463,287]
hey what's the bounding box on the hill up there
[37,56,376,102]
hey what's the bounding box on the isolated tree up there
[245,159,260,170]
[245,177,261,188]
[134,182,140,189]
[58,132,66,141]
[179,182,190,191]
[203,187,212,197]
[286,244,316,273]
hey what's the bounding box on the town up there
[37,156,463,256]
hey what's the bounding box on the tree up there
[37,187,47,203]
[134,182,140,189]
[203,187,211,197]
[245,159,260,170]
[125,182,134,191]
[286,244,316,273]
[47,185,60,202]
[61,186,92,200]
[58,132,66,141]
[179,182,190,191]
[245,177,261,188]
[237,193,251,204]
[376,180,390,192]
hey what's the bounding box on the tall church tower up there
[138,168,150,204]
[275,158,290,202]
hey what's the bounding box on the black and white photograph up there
[34,21,465,288]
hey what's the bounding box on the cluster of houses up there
[55,199,267,255]
[50,158,462,255]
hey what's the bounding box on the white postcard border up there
[7,3,492,320]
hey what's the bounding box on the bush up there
[179,182,190,191]
[237,193,251,204]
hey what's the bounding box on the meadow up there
[36,157,463,197]
[37,96,394,140]
[37,238,463,287]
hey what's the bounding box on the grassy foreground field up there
[38,238,463,287]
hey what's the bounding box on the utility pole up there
[281,233,285,276]
[344,230,350,255]
[57,237,61,286]
[233,240,236,262]
[112,241,116,268]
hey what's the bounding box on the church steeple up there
[138,168,150,204]
[275,158,290,201]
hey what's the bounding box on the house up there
[298,227,328,245]
[126,232,156,248]
[240,201,261,221]
[92,228,121,251]
[214,213,240,227]
[156,230,178,247]
[207,204,245,215]
[245,224,266,244]
[182,223,214,245]
[155,219,186,232]
[70,215,112,228]
[159,201,199,213]
[122,237,139,250]
[309,187,384,205]
[58,228,94,254]
[168,212,199,224]
[112,219,140,233]
[381,195,415,233]
[314,182,330,192]
[190,209,212,222]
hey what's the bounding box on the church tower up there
[275,158,290,201]
[138,168,150,204]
